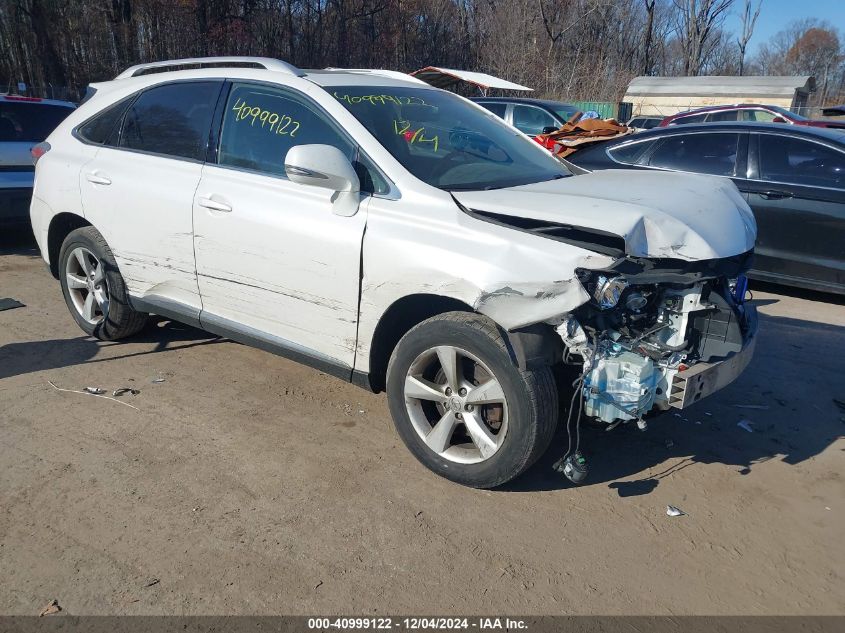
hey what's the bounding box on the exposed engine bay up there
[555,260,757,427]
[548,258,757,484]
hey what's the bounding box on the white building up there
[624,75,815,117]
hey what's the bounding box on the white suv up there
[31,57,758,488]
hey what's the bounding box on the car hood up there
[452,170,757,261]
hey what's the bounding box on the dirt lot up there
[1,229,843,616]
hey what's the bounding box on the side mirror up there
[772,116,787,123]
[541,125,559,135]
[284,144,361,216]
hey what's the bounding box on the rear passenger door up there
[744,132,845,290]
[78,81,223,317]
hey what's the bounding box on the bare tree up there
[3,0,843,107]
[737,0,761,75]
[642,0,656,75]
[672,0,735,76]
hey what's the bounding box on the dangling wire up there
[574,335,597,455]
[560,333,596,464]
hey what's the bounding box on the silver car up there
[0,94,75,228]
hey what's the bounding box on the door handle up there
[86,172,112,185]
[759,190,793,200]
[197,197,232,213]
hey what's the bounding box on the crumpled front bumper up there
[668,305,758,409]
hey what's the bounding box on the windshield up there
[769,105,806,121]
[550,105,577,122]
[332,86,570,191]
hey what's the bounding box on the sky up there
[724,0,845,53]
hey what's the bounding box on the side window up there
[648,133,740,176]
[742,109,777,122]
[758,135,845,189]
[120,81,221,160]
[218,83,354,178]
[354,152,389,195]
[478,102,507,118]
[77,96,134,146]
[608,140,658,165]
[511,104,558,135]
[707,110,738,122]
[670,113,707,125]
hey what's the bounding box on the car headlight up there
[594,275,628,309]
[577,270,628,309]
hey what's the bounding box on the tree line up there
[1,0,843,106]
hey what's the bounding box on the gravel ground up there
[1,229,843,615]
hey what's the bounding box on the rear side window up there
[629,118,655,128]
[758,135,845,189]
[512,104,558,135]
[608,140,658,165]
[670,113,707,125]
[0,102,73,142]
[77,96,134,145]
[217,83,355,177]
[706,110,738,122]
[742,109,777,122]
[648,133,740,176]
[119,81,221,161]
[478,102,507,118]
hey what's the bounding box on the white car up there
[31,57,758,488]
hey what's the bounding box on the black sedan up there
[564,122,845,295]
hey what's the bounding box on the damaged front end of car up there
[560,251,757,422]
[549,252,758,481]
[451,172,759,483]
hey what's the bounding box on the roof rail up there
[115,57,305,79]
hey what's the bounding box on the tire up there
[387,312,558,488]
[58,226,147,340]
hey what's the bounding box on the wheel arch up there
[359,293,562,393]
[47,212,92,279]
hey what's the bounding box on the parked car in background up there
[659,103,845,130]
[1,95,75,228]
[626,115,662,130]
[31,57,757,488]
[564,122,845,295]
[471,97,578,136]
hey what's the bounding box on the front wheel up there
[387,312,558,488]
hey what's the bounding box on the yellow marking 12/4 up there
[393,119,439,152]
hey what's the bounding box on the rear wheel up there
[59,226,147,340]
[387,312,558,488]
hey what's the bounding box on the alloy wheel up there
[65,246,109,325]
[403,345,508,464]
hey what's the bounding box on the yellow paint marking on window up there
[230,97,300,138]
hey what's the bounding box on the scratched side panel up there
[79,148,203,311]
[354,190,614,374]
[30,140,99,264]
[193,165,367,366]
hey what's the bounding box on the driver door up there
[193,82,369,371]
